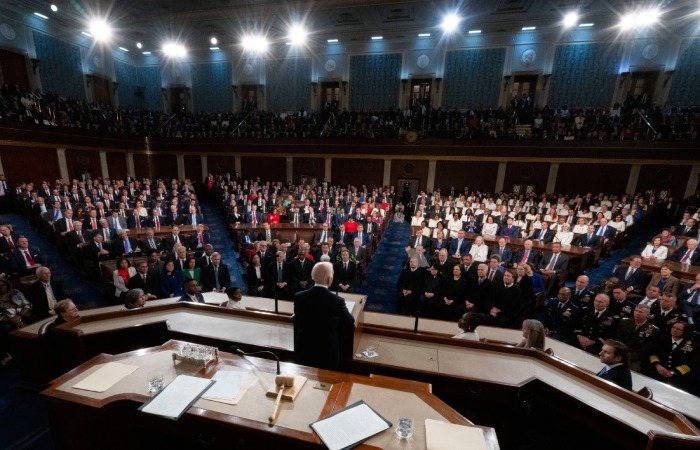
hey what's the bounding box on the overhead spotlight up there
[33,12,49,19]
[142,51,152,55]
[522,26,537,31]
[50,4,58,12]
[88,18,113,42]
[287,25,308,45]
[468,29,482,34]
[118,47,129,52]
[441,13,461,33]
[81,31,92,37]
[162,42,187,58]
[136,42,142,49]
[578,23,594,28]
[210,47,220,51]
[371,36,383,40]
[619,8,661,30]
[327,38,338,43]
[563,12,579,28]
[210,37,218,45]
[418,33,431,37]
[241,35,268,53]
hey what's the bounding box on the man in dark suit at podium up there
[293,262,355,370]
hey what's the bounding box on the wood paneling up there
[434,161,499,193]
[331,158,384,188]
[106,152,127,180]
[292,157,324,185]
[391,160,429,192]
[240,156,285,182]
[0,49,30,91]
[0,146,57,184]
[133,154,149,180]
[556,164,630,195]
[208,155,237,178]
[503,162,550,194]
[65,149,102,181]
[184,155,202,181]
[149,154,177,181]
[636,164,692,197]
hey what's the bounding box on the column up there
[286,157,293,184]
[383,159,391,187]
[234,155,242,177]
[56,148,69,181]
[626,164,642,195]
[176,154,186,181]
[125,153,135,178]
[495,162,507,193]
[325,157,332,183]
[99,151,109,179]
[200,155,208,182]
[426,160,437,193]
[546,163,559,193]
[684,164,700,198]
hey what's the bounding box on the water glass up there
[147,371,164,394]
[396,417,414,439]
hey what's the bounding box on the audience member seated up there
[615,303,660,372]
[646,322,696,392]
[46,299,80,331]
[179,279,205,303]
[113,257,137,303]
[124,288,147,309]
[224,286,245,309]
[647,265,680,296]
[570,294,619,355]
[650,294,688,335]
[127,261,160,300]
[670,238,700,266]
[159,260,184,298]
[641,237,668,261]
[27,266,67,319]
[517,319,546,351]
[246,254,266,296]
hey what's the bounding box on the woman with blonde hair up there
[517,319,545,351]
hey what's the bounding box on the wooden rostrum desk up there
[41,340,499,450]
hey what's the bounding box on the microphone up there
[229,345,281,375]
[274,292,279,314]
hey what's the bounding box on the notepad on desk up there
[140,375,214,420]
[72,362,139,393]
[425,419,488,450]
[310,400,391,450]
[201,370,256,405]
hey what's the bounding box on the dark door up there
[0,49,30,90]
[626,71,659,109]
[91,75,111,106]
[240,84,258,113]
[169,87,187,114]
[320,82,340,112]
[410,78,432,108]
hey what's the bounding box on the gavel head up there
[275,375,295,387]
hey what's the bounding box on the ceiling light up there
[563,12,579,28]
[288,25,308,45]
[142,51,152,55]
[578,23,594,28]
[162,42,187,58]
[241,35,268,53]
[118,47,129,52]
[619,8,661,31]
[209,47,219,51]
[327,38,338,43]
[81,31,92,37]
[522,26,537,31]
[136,42,142,49]
[418,33,431,37]
[33,12,49,19]
[468,29,481,34]
[371,36,383,40]
[210,37,218,45]
[88,18,113,42]
[441,13,460,33]
[50,4,58,12]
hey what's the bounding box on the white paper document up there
[72,362,139,393]
[311,401,390,450]
[345,301,355,314]
[140,375,214,420]
[425,419,488,450]
[202,371,248,401]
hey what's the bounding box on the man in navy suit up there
[491,237,513,266]
[200,253,232,292]
[188,224,211,254]
[179,279,206,303]
[244,204,263,225]
[319,207,337,229]
[126,209,146,229]
[184,206,205,226]
[449,230,471,258]
[353,224,371,248]
[576,224,601,247]
[409,228,430,250]
[147,209,166,228]
[594,218,616,240]
[670,239,700,266]
[114,230,143,257]
[10,237,44,276]
[335,224,351,247]
[294,261,355,370]
[511,239,540,267]
[597,339,632,390]
[532,222,555,243]
[612,255,648,293]
[499,217,520,238]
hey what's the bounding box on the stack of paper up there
[310,401,390,450]
[201,371,256,405]
[72,362,139,392]
[140,375,214,420]
[425,419,488,450]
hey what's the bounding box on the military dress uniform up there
[615,318,660,372]
[610,299,636,319]
[650,308,689,335]
[648,338,696,391]
[572,308,619,355]
[542,299,580,342]
[571,288,595,312]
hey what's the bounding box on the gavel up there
[269,375,295,424]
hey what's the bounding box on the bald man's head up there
[311,261,334,286]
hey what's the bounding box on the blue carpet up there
[200,201,244,293]
[0,213,104,309]
[363,221,411,313]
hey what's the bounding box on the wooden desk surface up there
[230,223,324,232]
[462,232,592,257]
[42,340,497,450]
[131,224,208,238]
[621,256,700,283]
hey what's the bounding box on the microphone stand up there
[414,302,421,333]
[229,345,281,375]
[274,292,279,314]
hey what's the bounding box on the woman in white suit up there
[469,236,489,262]
[554,224,574,246]
[641,237,668,261]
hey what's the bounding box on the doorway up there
[89,75,112,106]
[320,82,340,113]
[168,87,188,115]
[0,49,30,90]
[625,71,659,109]
[510,75,537,124]
[410,78,432,108]
[240,84,258,113]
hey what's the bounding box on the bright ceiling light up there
[50,4,58,12]
[522,26,537,31]
[327,38,338,43]
[619,8,661,30]
[88,18,113,42]
[241,35,269,53]
[287,25,308,45]
[142,51,152,55]
[136,42,142,49]
[418,33,431,37]
[468,29,481,34]
[162,42,187,58]
[210,37,218,45]
[578,23,594,28]
[371,36,383,40]
[563,12,579,28]
[118,47,129,52]
[33,12,49,19]
[441,13,461,33]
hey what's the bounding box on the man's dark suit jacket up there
[293,286,355,370]
[532,228,555,243]
[200,264,232,292]
[83,240,113,262]
[332,260,356,290]
[670,245,700,266]
[491,246,513,265]
[178,293,205,303]
[126,215,146,229]
[162,235,184,253]
[576,233,601,248]
[65,230,91,248]
[0,233,20,254]
[10,247,43,275]
[28,279,67,319]
[140,236,163,252]
[612,266,648,291]
[127,272,161,297]
[289,257,315,293]
[538,252,570,275]
[512,248,540,267]
[113,237,142,257]
[408,235,430,250]
[499,226,520,238]
[599,365,633,390]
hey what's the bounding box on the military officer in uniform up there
[610,287,636,319]
[651,294,688,336]
[647,322,696,392]
[570,275,595,312]
[570,294,619,355]
[542,287,580,342]
[615,304,660,372]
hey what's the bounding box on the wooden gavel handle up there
[268,385,285,423]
